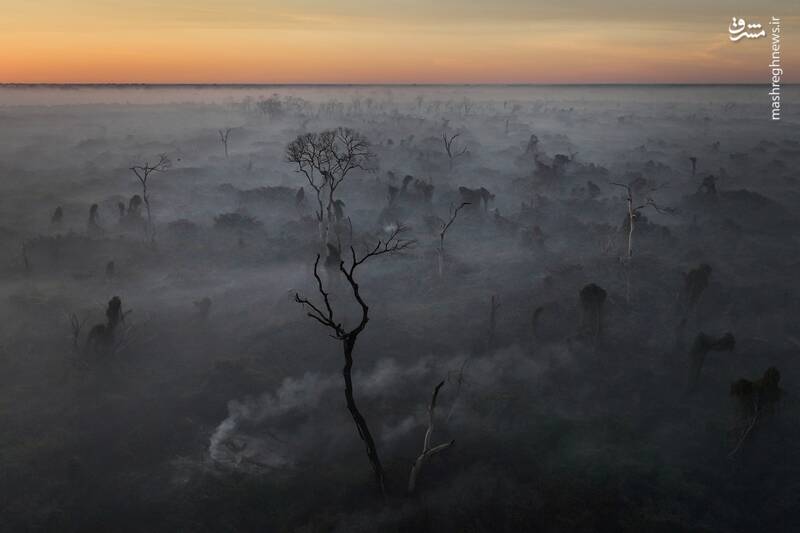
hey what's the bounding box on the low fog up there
[0,85,798,532]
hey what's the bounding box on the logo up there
[728,17,766,41]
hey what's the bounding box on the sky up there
[1,0,797,84]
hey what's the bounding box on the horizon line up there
[1,82,793,88]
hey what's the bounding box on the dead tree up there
[128,195,143,218]
[68,312,88,354]
[442,132,467,171]
[524,134,539,155]
[218,128,231,158]
[438,202,469,278]
[408,380,455,494]
[193,297,212,320]
[387,185,399,207]
[579,283,607,343]
[458,187,494,212]
[401,175,414,195]
[687,332,735,391]
[697,175,717,195]
[129,154,171,244]
[729,367,782,458]
[413,178,435,204]
[87,204,103,236]
[610,181,673,259]
[681,264,712,314]
[286,128,372,248]
[294,226,413,495]
[85,296,132,357]
[51,206,63,226]
[63,311,90,374]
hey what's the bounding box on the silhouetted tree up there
[294,226,413,495]
[129,154,171,244]
[85,296,132,357]
[687,332,735,391]
[458,187,494,212]
[682,264,712,312]
[194,297,212,320]
[87,203,103,236]
[579,283,607,343]
[408,380,454,493]
[442,132,467,171]
[128,195,143,218]
[67,312,88,354]
[729,367,782,457]
[286,128,372,247]
[610,181,673,259]
[218,128,231,158]
[437,202,469,278]
[51,206,63,226]
[697,175,717,195]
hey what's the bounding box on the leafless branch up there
[729,396,760,458]
[442,132,467,170]
[129,153,171,243]
[408,380,455,493]
[286,128,373,229]
[293,225,413,495]
[218,128,231,158]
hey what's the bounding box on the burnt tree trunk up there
[342,335,385,494]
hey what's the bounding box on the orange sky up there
[1,1,797,83]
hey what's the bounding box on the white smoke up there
[208,371,338,467]
[208,347,549,469]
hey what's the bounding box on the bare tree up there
[286,128,372,246]
[729,367,781,458]
[408,380,455,493]
[294,226,413,495]
[579,283,607,345]
[129,154,171,244]
[85,296,134,357]
[67,312,88,354]
[610,181,673,259]
[87,204,103,236]
[218,128,231,158]
[51,206,63,226]
[678,264,712,325]
[683,264,712,310]
[442,132,467,171]
[437,202,469,277]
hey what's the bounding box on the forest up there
[0,85,798,532]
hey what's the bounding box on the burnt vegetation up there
[0,86,798,532]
